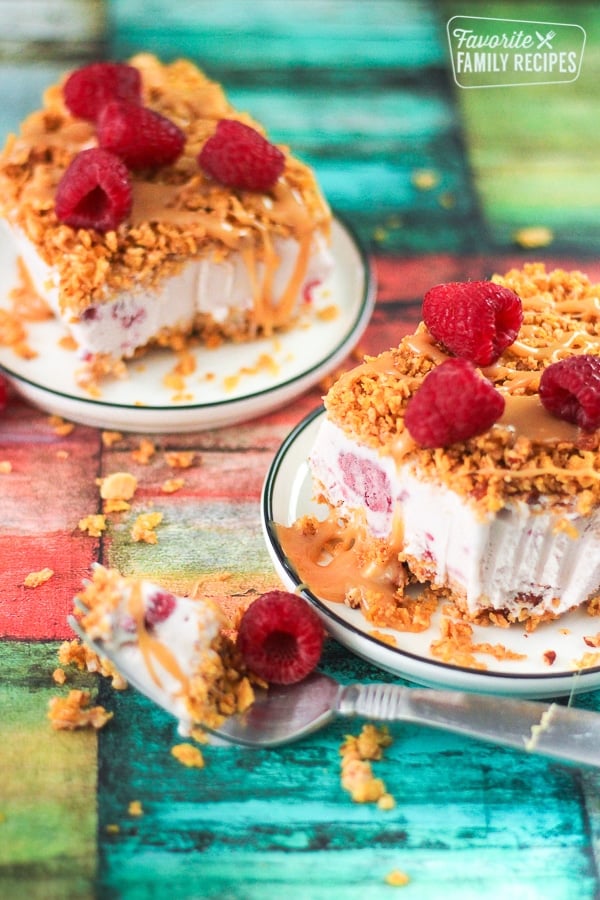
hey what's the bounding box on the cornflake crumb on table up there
[23,567,54,587]
[339,724,395,808]
[171,743,205,768]
[48,689,113,730]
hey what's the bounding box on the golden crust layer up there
[324,264,600,511]
[0,53,331,317]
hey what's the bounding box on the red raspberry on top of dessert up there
[0,54,332,388]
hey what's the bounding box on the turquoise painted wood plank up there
[95,639,600,898]
[108,0,446,70]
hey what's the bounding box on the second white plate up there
[0,216,374,433]
[261,407,600,699]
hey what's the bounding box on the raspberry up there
[63,62,142,122]
[97,100,185,169]
[423,281,523,366]
[198,119,285,192]
[145,589,177,627]
[539,355,600,431]
[404,358,505,448]
[236,591,324,684]
[55,148,132,232]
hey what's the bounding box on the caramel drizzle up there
[127,582,190,693]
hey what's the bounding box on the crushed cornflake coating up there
[78,514,107,537]
[171,743,205,768]
[573,652,600,669]
[24,567,54,587]
[48,689,113,730]
[0,53,331,382]
[59,638,127,689]
[430,617,527,670]
[130,510,163,543]
[324,264,600,511]
[98,471,138,501]
[339,724,394,806]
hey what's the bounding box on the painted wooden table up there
[2,1,600,897]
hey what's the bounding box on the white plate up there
[0,217,374,433]
[261,407,600,699]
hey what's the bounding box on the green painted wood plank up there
[0,642,98,898]
[442,0,600,253]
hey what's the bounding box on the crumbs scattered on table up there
[78,513,107,537]
[513,225,553,249]
[47,414,75,436]
[131,511,163,543]
[384,869,411,888]
[165,450,196,468]
[161,477,184,493]
[131,438,156,464]
[340,724,395,808]
[171,743,205,768]
[128,801,143,817]
[48,689,113,730]
[52,667,67,685]
[101,430,123,447]
[24,567,54,588]
[98,471,138,501]
[411,168,440,191]
[105,824,120,835]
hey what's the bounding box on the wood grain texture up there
[2,0,600,897]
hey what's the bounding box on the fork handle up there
[337,683,600,768]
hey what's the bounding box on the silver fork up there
[68,611,600,767]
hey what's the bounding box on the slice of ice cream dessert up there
[74,565,255,733]
[0,54,332,387]
[278,264,600,629]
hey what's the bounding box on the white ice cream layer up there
[309,417,600,619]
[103,578,222,733]
[11,225,332,359]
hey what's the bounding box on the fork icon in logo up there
[536,29,556,48]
